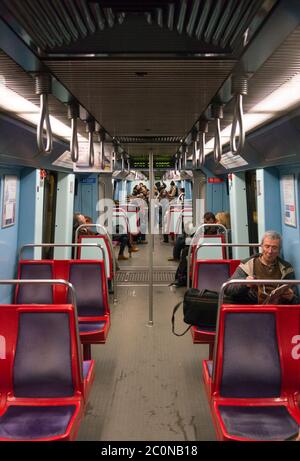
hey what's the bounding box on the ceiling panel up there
[45,58,236,138]
[218,26,300,136]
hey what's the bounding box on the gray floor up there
[77,236,216,441]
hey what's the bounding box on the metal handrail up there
[68,102,79,163]
[187,224,228,288]
[213,117,222,164]
[88,130,94,167]
[98,128,105,170]
[19,243,104,262]
[70,117,79,162]
[230,93,245,156]
[188,240,259,288]
[35,74,53,156]
[198,131,205,168]
[37,93,53,155]
[213,278,300,382]
[230,76,248,157]
[0,279,83,382]
[75,224,117,303]
[192,140,197,169]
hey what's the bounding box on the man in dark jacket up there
[225,230,299,304]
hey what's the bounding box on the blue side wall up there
[0,168,20,303]
[203,168,229,214]
[263,168,282,233]
[74,174,99,223]
[17,168,38,259]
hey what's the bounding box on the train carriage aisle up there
[77,235,215,441]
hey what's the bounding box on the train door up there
[245,170,258,251]
[42,171,58,259]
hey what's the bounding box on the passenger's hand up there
[246,275,255,288]
[280,288,294,302]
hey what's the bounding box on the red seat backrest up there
[193,259,240,290]
[77,234,113,279]
[17,260,109,309]
[0,304,83,398]
[212,304,300,398]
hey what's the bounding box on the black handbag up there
[171,288,223,337]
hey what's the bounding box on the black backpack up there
[172,246,189,287]
[172,288,229,336]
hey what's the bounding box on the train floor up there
[77,235,216,441]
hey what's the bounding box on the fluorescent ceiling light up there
[0,79,86,141]
[204,113,270,151]
[205,72,300,155]
[252,73,300,113]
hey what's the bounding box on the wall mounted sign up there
[282,174,297,227]
[1,175,17,228]
[207,177,224,183]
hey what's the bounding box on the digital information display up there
[131,158,175,169]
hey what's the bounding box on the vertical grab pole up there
[148,150,154,326]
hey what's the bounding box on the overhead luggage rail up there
[187,241,259,289]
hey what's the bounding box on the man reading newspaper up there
[225,231,299,304]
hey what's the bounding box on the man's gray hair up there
[261,230,282,248]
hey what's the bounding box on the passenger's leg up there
[128,234,139,253]
[118,235,129,260]
[168,235,184,261]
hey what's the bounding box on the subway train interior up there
[0,0,300,443]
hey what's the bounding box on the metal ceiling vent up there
[116,136,182,144]
[2,0,265,52]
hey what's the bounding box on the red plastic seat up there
[191,259,240,358]
[0,303,94,441]
[16,259,111,360]
[191,234,227,268]
[77,234,114,281]
[68,260,110,359]
[203,303,300,441]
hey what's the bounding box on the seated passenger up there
[113,224,139,261]
[203,211,218,235]
[168,221,195,262]
[169,211,218,262]
[73,213,96,238]
[215,211,231,234]
[225,230,299,304]
[216,211,231,256]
